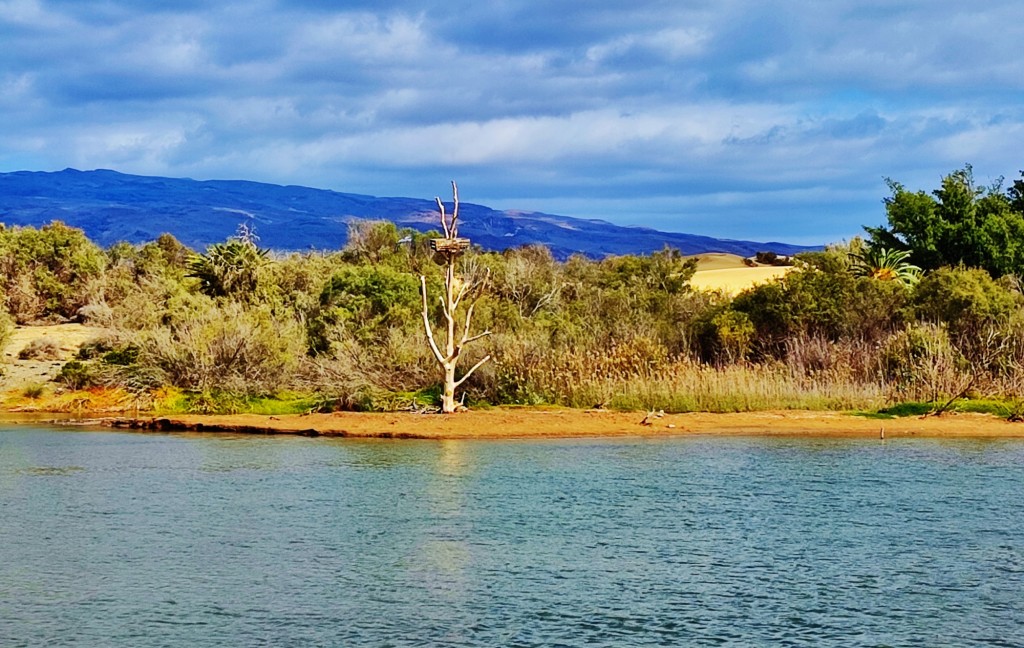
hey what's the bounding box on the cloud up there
[1,0,1023,244]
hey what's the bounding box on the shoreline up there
[10,408,1024,440]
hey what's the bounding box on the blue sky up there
[2,0,1023,245]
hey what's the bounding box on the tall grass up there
[527,359,887,413]
[476,334,889,413]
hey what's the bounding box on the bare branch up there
[454,354,491,389]
[462,330,491,345]
[450,180,460,238]
[439,294,454,330]
[452,279,471,311]
[420,275,445,364]
[435,196,450,239]
[460,301,477,345]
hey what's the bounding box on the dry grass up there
[551,360,887,413]
[487,338,888,413]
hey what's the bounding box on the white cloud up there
[1,0,1023,243]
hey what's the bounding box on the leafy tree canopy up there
[865,165,1024,277]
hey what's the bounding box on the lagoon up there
[2,425,1023,646]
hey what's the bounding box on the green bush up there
[0,222,107,322]
[308,264,420,354]
[710,310,755,364]
[56,360,95,390]
[912,266,1021,337]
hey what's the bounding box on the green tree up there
[866,166,1024,276]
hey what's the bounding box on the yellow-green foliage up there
[136,302,305,395]
[0,307,12,354]
[7,214,1024,416]
[0,222,107,322]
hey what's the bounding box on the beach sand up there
[83,408,1024,440]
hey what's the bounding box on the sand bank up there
[57,408,1024,440]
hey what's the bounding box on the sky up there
[2,1,1023,245]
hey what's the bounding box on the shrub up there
[0,221,107,322]
[22,383,46,399]
[710,310,755,364]
[308,265,420,354]
[879,323,967,402]
[0,308,13,354]
[18,337,63,360]
[136,302,305,395]
[56,360,95,390]
[912,266,1021,337]
[77,335,118,360]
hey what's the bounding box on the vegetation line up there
[3,166,1024,419]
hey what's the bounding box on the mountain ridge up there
[0,168,817,258]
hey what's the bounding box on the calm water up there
[2,425,1023,647]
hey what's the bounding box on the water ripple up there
[2,430,1024,646]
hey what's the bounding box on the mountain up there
[0,168,815,258]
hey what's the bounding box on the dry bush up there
[474,327,888,412]
[135,303,305,395]
[5,274,46,324]
[784,333,880,384]
[302,327,435,396]
[879,322,970,402]
[0,308,13,354]
[18,337,63,360]
[477,333,669,407]
[295,322,441,411]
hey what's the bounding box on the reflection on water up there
[2,426,1024,646]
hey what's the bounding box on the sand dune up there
[687,253,792,293]
[690,266,792,293]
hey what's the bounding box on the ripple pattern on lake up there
[2,427,1024,646]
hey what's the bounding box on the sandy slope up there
[690,266,792,293]
[688,254,792,293]
[1,324,107,390]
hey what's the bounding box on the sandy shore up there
[41,408,1024,440]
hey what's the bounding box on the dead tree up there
[420,181,490,413]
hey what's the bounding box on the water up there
[2,425,1023,647]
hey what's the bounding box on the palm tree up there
[850,247,922,286]
[187,229,269,299]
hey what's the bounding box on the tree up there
[308,264,420,354]
[850,247,921,286]
[419,182,490,413]
[865,166,1024,277]
[187,226,269,300]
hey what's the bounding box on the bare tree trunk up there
[420,182,490,413]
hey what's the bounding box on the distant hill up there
[0,169,816,259]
